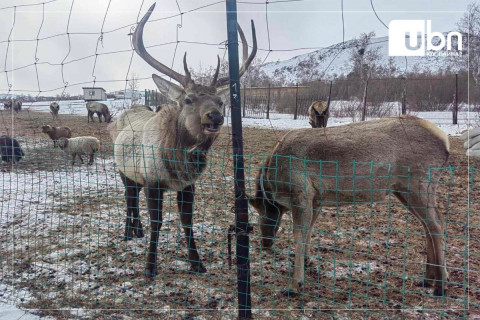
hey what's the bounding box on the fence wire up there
[0,0,478,319]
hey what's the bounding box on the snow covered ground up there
[0,303,44,320]
[224,110,476,136]
[25,99,478,136]
[0,150,121,319]
[24,99,141,118]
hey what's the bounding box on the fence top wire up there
[0,0,421,94]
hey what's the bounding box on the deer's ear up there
[152,74,184,102]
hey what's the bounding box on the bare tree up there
[128,72,139,102]
[457,2,480,86]
[191,56,274,88]
[347,31,380,113]
[349,31,380,81]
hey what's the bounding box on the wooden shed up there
[82,87,107,101]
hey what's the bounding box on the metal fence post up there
[294,83,299,120]
[266,84,270,119]
[402,77,407,115]
[243,85,246,118]
[453,74,458,125]
[225,1,252,319]
[361,79,368,121]
[327,80,333,109]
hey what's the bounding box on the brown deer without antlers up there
[308,101,329,128]
[50,102,60,120]
[108,2,256,277]
[249,116,450,297]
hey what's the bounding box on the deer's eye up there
[184,97,192,105]
[219,101,224,107]
[199,93,206,97]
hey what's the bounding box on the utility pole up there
[225,1,252,318]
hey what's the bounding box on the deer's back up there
[262,116,449,205]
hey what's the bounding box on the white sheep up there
[460,127,480,157]
[57,136,100,165]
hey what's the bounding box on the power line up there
[370,0,388,29]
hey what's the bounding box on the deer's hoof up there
[135,228,144,238]
[433,286,445,297]
[417,280,432,288]
[190,263,207,274]
[282,289,299,297]
[145,267,157,278]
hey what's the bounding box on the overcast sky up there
[0,0,474,96]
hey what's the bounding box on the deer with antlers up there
[108,3,257,277]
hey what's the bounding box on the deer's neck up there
[173,117,215,153]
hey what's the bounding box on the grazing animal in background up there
[3,100,12,110]
[41,125,72,148]
[460,127,480,157]
[50,102,60,120]
[86,101,111,123]
[249,116,450,297]
[108,3,256,277]
[58,136,100,165]
[0,135,24,168]
[308,101,329,128]
[13,100,22,113]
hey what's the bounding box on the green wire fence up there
[0,138,478,319]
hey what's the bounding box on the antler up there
[183,52,192,81]
[132,3,190,86]
[216,20,257,88]
[210,56,221,87]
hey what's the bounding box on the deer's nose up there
[207,112,224,125]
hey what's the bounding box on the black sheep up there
[0,136,24,165]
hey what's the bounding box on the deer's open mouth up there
[203,124,221,133]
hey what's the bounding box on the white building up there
[112,89,144,100]
[82,87,107,101]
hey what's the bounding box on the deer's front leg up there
[178,184,206,273]
[145,183,164,278]
[284,200,313,296]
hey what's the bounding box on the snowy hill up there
[259,35,462,83]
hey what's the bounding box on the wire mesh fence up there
[241,76,474,124]
[0,0,478,318]
[0,137,478,319]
